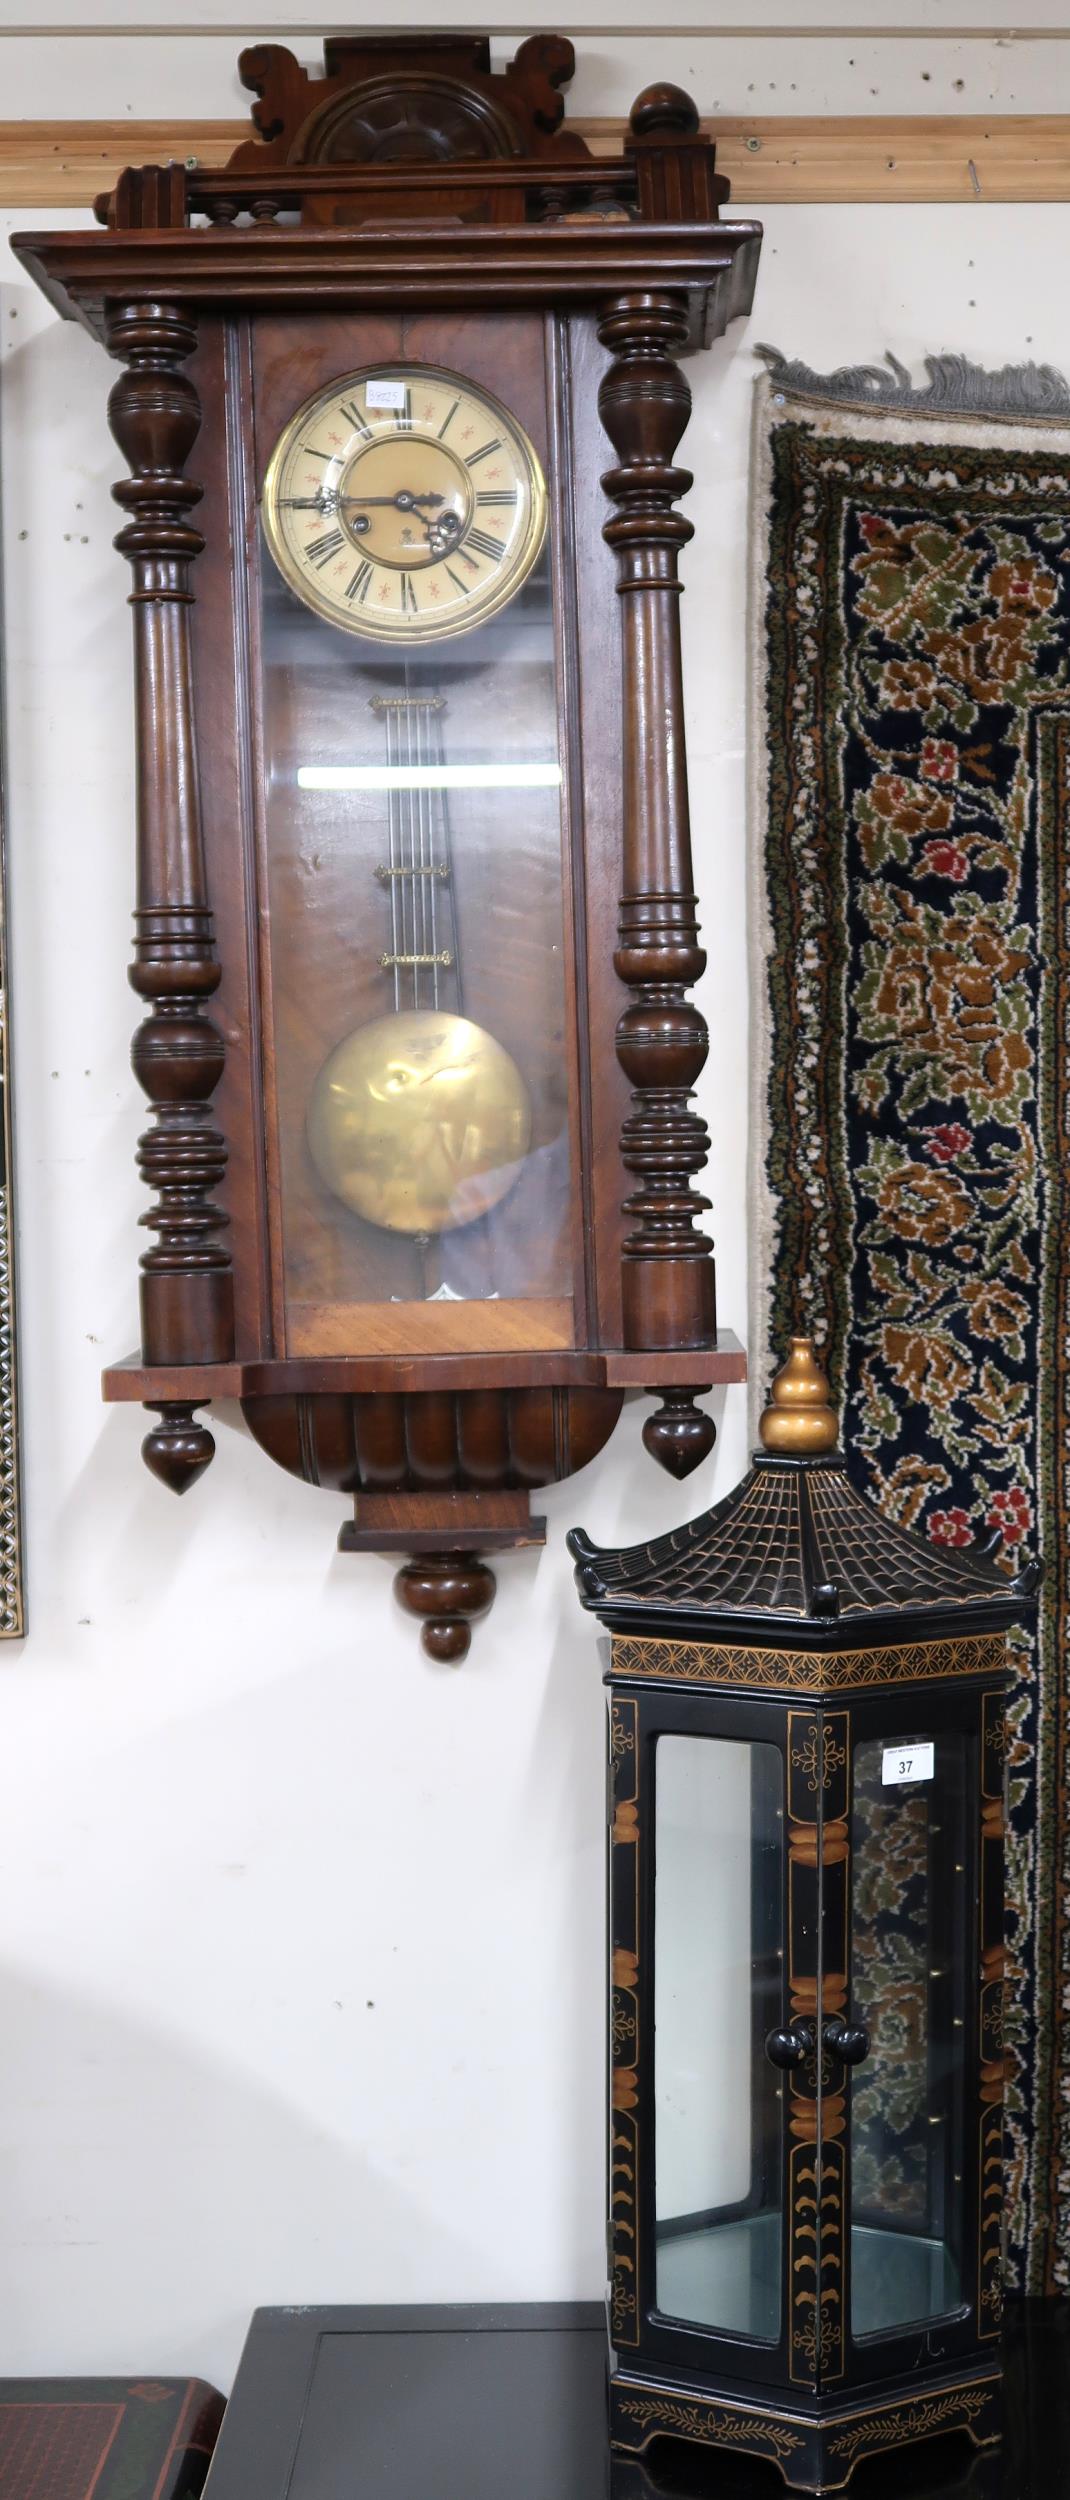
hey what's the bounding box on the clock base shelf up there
[100,1332,746,1404]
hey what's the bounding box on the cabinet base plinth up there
[609,2360,1001,2493]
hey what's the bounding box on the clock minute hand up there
[275,491,447,514]
[338,491,446,511]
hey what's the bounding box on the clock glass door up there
[848,1718,972,2353]
[251,337,583,1357]
[653,1730,785,2352]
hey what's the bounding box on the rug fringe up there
[755,344,1070,422]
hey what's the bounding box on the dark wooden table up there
[202,2300,1068,2500]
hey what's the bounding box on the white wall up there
[0,9,1068,2390]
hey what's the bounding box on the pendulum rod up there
[413,683,425,1008]
[404,691,415,1007]
[371,691,455,1013]
[386,696,401,1011]
[405,680,416,1008]
[426,694,440,1008]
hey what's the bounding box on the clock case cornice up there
[16,32,758,348]
[13,33,762,1660]
[17,223,758,357]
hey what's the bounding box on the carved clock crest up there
[231,34,588,179]
[15,33,760,1656]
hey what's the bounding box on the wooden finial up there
[759,1336,839,1456]
[394,1551,496,1663]
[141,1402,216,1493]
[629,82,701,139]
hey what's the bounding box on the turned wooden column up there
[107,299,232,1483]
[598,275,715,1359]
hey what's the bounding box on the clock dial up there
[261,364,547,643]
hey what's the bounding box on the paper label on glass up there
[365,377,407,411]
[882,1740,934,1786]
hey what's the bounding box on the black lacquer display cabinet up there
[569,1338,1040,2493]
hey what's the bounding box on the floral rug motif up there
[749,371,1070,2291]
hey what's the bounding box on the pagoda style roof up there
[568,1338,1040,1644]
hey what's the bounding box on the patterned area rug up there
[749,354,1070,2292]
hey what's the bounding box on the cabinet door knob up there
[764,2022,816,2070]
[765,2016,871,2070]
[823,2014,871,2067]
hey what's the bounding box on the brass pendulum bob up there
[306,1005,532,1236]
[306,687,531,1237]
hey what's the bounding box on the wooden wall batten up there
[2,118,1070,207]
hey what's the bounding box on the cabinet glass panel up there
[654,1735,783,2342]
[850,1732,970,2340]
[258,537,577,1358]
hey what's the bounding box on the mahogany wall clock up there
[14,32,761,1656]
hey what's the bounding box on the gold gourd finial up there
[759,1335,839,1455]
